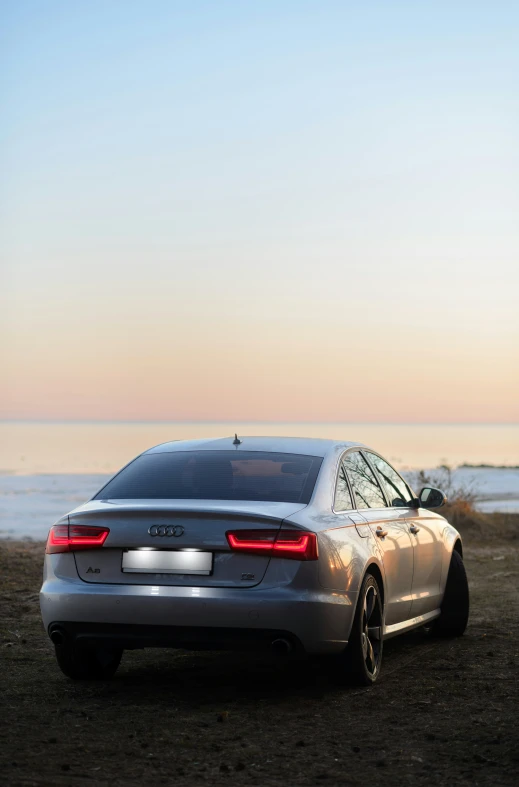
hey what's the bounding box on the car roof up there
[145,436,365,458]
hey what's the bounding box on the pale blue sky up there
[2,1,518,422]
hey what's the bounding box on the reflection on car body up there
[40,435,469,684]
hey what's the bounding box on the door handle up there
[375,526,388,538]
[409,524,420,535]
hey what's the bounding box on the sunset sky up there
[2,1,518,423]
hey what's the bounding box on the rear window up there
[95,451,323,504]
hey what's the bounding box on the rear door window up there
[343,451,386,509]
[95,451,323,504]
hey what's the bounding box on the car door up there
[343,451,413,626]
[405,507,444,617]
[366,452,443,618]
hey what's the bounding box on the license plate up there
[122,549,213,575]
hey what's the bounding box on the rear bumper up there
[48,621,304,653]
[40,576,357,655]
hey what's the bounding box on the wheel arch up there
[453,538,463,558]
[364,561,385,610]
[440,524,463,593]
[343,559,386,645]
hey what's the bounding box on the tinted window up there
[368,453,414,507]
[344,451,386,509]
[95,451,323,504]
[334,462,353,511]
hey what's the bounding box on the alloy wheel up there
[361,585,382,679]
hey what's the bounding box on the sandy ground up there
[1,534,518,787]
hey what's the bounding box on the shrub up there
[406,465,484,533]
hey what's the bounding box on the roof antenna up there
[233,433,242,446]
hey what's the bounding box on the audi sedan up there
[40,436,469,685]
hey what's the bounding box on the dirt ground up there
[1,529,518,787]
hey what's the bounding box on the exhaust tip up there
[50,628,65,645]
[271,638,292,656]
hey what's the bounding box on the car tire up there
[54,641,123,680]
[429,549,469,637]
[332,572,384,686]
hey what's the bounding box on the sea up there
[1,421,518,539]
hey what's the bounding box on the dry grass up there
[409,464,519,541]
[443,508,519,542]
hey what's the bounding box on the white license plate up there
[122,549,213,575]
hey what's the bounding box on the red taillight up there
[226,529,318,561]
[46,524,110,554]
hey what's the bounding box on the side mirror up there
[419,487,447,509]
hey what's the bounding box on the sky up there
[1,0,518,423]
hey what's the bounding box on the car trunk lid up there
[70,499,307,587]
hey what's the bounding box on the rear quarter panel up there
[317,520,378,592]
[284,505,380,595]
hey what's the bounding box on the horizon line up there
[1,419,519,427]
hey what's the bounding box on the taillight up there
[46,524,110,554]
[226,529,318,561]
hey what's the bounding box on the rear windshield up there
[95,451,323,504]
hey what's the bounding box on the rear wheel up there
[332,573,383,686]
[428,550,469,637]
[54,641,122,680]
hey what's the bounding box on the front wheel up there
[332,573,384,686]
[429,550,469,637]
[54,641,122,680]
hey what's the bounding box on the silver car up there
[40,436,469,685]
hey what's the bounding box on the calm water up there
[1,422,518,538]
[1,421,518,474]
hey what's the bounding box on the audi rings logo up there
[148,525,185,537]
